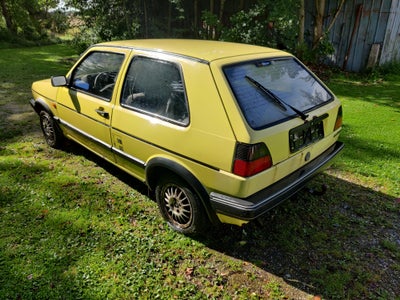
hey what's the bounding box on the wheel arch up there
[145,157,220,225]
[30,98,53,116]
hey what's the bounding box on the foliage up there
[222,0,299,51]
[221,3,270,46]
[198,10,222,40]
[1,0,347,65]
[64,0,301,54]
[45,9,69,34]
[66,0,138,41]
[296,34,335,65]
[65,0,193,52]
[69,25,103,54]
[0,0,58,39]
[370,60,400,82]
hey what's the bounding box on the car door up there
[110,55,191,180]
[56,48,129,160]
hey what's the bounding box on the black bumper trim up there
[209,141,344,220]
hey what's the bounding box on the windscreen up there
[224,57,332,129]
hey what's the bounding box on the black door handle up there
[95,108,109,118]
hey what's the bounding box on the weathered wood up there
[367,43,381,68]
[306,0,400,71]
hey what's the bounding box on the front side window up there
[224,57,332,129]
[70,51,125,100]
[121,57,189,125]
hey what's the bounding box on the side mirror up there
[51,76,68,87]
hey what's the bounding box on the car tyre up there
[156,176,208,235]
[39,111,64,149]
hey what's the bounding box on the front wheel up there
[39,111,64,148]
[155,176,208,235]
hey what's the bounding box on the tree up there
[298,0,305,45]
[295,0,346,62]
[62,0,344,65]
[222,0,299,50]
[0,0,60,40]
[312,0,345,50]
[0,0,15,33]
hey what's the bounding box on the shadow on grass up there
[199,174,400,299]
[60,142,400,299]
[340,125,400,161]
[1,139,399,299]
[329,76,400,111]
[1,112,399,299]
[0,161,85,299]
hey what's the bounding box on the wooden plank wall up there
[380,0,400,64]
[306,0,400,71]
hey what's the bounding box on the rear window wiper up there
[245,75,308,121]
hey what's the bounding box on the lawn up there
[0,44,399,299]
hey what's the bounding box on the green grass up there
[1,44,399,299]
[328,75,400,196]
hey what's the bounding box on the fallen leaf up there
[185,267,194,278]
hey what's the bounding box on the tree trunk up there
[298,0,305,44]
[0,0,15,33]
[313,0,325,48]
[312,0,346,50]
[143,0,148,38]
[194,0,198,33]
[239,0,244,11]
[219,0,226,23]
[168,1,172,36]
[123,0,131,37]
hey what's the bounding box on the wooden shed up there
[306,0,400,71]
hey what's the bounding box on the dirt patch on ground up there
[0,102,40,139]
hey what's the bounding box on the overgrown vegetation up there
[0,0,67,47]
[1,44,399,299]
[1,0,341,64]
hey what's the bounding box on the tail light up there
[334,106,343,131]
[233,143,272,177]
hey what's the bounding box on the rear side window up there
[121,57,189,125]
[224,58,332,129]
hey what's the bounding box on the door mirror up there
[51,76,68,87]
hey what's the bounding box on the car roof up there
[95,39,288,63]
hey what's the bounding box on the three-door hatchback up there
[31,39,343,234]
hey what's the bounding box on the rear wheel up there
[39,111,64,148]
[155,176,208,235]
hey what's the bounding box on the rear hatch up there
[211,55,342,196]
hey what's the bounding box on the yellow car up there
[30,39,343,234]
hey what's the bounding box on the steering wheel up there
[100,83,115,93]
[93,72,110,91]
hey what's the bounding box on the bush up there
[221,1,298,51]
[69,26,103,54]
[362,60,400,82]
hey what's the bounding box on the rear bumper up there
[210,141,344,220]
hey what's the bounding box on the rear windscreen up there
[223,57,333,129]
